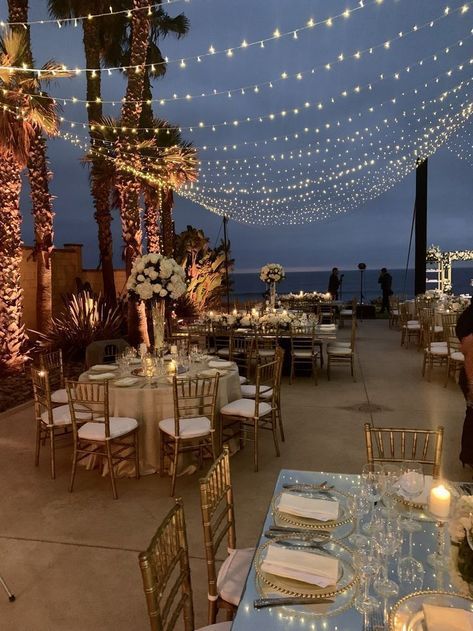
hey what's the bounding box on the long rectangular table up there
[232,469,462,630]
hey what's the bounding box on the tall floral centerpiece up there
[127,253,187,352]
[260,263,285,308]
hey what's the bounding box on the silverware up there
[273,539,329,551]
[282,482,333,490]
[267,526,330,537]
[282,484,336,499]
[254,596,334,609]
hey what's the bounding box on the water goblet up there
[361,463,386,534]
[399,462,424,532]
[348,484,371,548]
[353,546,381,614]
[381,463,401,516]
[372,514,402,597]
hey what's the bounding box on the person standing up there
[328,268,340,300]
[456,298,473,467]
[378,267,393,313]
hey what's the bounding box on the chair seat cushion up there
[159,416,211,439]
[51,388,68,404]
[328,342,350,348]
[220,398,271,418]
[217,548,254,607]
[406,323,421,330]
[339,309,353,316]
[198,623,233,631]
[239,376,248,385]
[391,309,399,315]
[241,384,273,399]
[327,347,352,356]
[428,345,448,355]
[431,341,447,347]
[407,320,419,325]
[257,349,276,357]
[292,349,317,358]
[40,405,90,427]
[217,348,230,357]
[433,325,443,333]
[78,417,138,441]
[450,351,465,362]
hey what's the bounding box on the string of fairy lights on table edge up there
[24,1,469,109]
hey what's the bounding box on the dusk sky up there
[8,0,473,271]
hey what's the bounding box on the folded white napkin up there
[278,492,339,522]
[208,360,232,368]
[199,368,227,377]
[261,544,339,588]
[113,377,139,387]
[398,474,433,505]
[88,372,116,381]
[423,604,473,631]
[318,324,336,329]
[90,364,117,372]
[129,358,141,365]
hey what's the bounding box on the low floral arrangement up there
[127,253,187,302]
[205,310,315,330]
[449,495,473,592]
[280,291,331,302]
[260,263,285,284]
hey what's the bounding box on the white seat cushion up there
[328,342,350,348]
[51,388,68,404]
[340,309,353,316]
[450,351,465,362]
[406,323,421,330]
[217,548,254,606]
[241,384,273,399]
[392,309,399,315]
[293,349,316,358]
[428,345,448,355]
[159,416,211,439]
[257,349,276,357]
[407,319,419,325]
[431,341,447,347]
[433,325,443,333]
[327,347,352,356]
[78,417,138,441]
[40,405,90,427]
[239,376,248,385]
[198,623,233,631]
[220,398,271,418]
[217,348,230,357]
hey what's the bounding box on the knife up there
[267,526,330,537]
[254,596,334,609]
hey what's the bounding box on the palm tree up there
[0,31,65,372]
[47,0,118,304]
[8,0,55,332]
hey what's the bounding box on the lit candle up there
[170,344,178,355]
[209,311,214,317]
[233,308,237,316]
[428,483,451,519]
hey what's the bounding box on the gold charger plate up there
[255,539,357,599]
[272,488,352,530]
[389,590,473,631]
[390,480,459,511]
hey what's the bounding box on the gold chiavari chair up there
[31,367,91,479]
[389,295,400,329]
[339,298,357,329]
[253,325,279,364]
[186,322,211,351]
[199,446,254,625]
[421,318,448,381]
[399,303,421,348]
[289,323,319,385]
[159,375,220,496]
[441,312,459,335]
[221,359,280,472]
[231,332,253,379]
[445,333,464,387]
[66,379,140,499]
[364,423,444,478]
[212,326,234,359]
[39,349,67,404]
[327,318,356,380]
[138,498,232,631]
[317,303,336,324]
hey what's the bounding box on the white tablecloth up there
[79,361,241,477]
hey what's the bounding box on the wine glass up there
[381,463,401,516]
[361,463,386,534]
[348,484,371,548]
[397,554,425,591]
[372,514,402,597]
[353,546,380,614]
[399,462,424,532]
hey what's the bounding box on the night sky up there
[7,0,473,271]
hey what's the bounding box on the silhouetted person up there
[457,297,473,467]
[378,268,393,313]
[328,268,340,300]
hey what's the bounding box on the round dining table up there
[79,358,242,477]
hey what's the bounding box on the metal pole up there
[414,157,428,295]
[222,215,231,313]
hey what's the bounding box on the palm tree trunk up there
[115,0,151,346]
[143,188,161,253]
[161,188,175,256]
[8,0,54,332]
[82,18,117,305]
[0,155,28,373]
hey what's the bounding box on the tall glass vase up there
[269,281,277,309]
[151,301,166,353]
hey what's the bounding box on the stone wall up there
[21,244,126,330]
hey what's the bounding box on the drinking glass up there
[381,463,401,516]
[361,463,386,534]
[399,462,424,532]
[348,485,371,548]
[372,514,402,597]
[353,546,380,614]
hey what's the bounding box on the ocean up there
[230,268,473,304]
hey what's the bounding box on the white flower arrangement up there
[260,263,285,284]
[127,253,187,302]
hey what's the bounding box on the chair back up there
[232,332,253,375]
[199,446,236,604]
[441,312,459,331]
[85,339,130,368]
[317,304,336,324]
[254,359,277,410]
[172,376,220,438]
[66,380,110,437]
[350,318,357,351]
[290,324,315,354]
[364,423,444,477]
[39,350,64,390]
[31,367,53,424]
[212,326,234,356]
[138,499,194,631]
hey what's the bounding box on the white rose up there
[159,289,168,297]
[152,285,161,294]
[136,262,145,273]
[149,253,159,264]
[148,269,158,281]
[137,274,145,282]
[160,260,173,278]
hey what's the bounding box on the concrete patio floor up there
[0,319,469,630]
